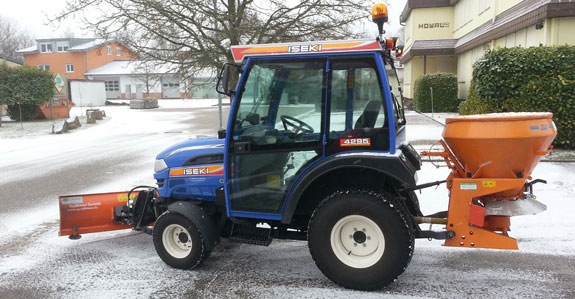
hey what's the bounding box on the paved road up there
[1,107,573,298]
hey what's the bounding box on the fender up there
[281,152,418,224]
[167,201,220,251]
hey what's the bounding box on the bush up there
[459,81,499,115]
[413,73,458,112]
[7,104,41,121]
[472,46,575,148]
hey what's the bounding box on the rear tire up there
[308,189,414,290]
[153,211,207,269]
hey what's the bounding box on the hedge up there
[462,46,575,148]
[413,73,458,113]
[458,81,499,115]
[0,64,54,121]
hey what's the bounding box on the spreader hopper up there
[443,112,556,182]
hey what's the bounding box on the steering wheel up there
[280,115,314,135]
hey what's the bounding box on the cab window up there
[327,56,389,154]
[232,59,324,149]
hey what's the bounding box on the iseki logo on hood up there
[184,168,209,175]
[288,44,322,53]
[170,165,225,177]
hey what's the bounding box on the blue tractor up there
[59,5,434,290]
[150,36,424,289]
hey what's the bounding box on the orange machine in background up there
[422,113,557,250]
[37,98,74,119]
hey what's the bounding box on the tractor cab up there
[217,39,412,220]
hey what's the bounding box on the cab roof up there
[231,39,383,63]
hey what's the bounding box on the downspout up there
[83,52,88,79]
[423,55,427,75]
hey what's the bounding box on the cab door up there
[325,54,392,155]
[226,58,326,218]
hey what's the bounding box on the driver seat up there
[354,100,382,129]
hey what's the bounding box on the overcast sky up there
[2,0,406,41]
[2,0,89,39]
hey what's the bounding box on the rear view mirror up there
[216,63,240,97]
[217,129,226,139]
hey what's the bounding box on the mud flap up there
[59,191,138,237]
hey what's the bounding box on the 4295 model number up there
[340,138,371,147]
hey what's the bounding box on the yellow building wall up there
[403,56,457,99]
[495,0,523,15]
[494,37,506,49]
[457,51,472,99]
[404,7,454,49]
[548,17,575,45]
[454,0,491,38]
[402,59,418,98]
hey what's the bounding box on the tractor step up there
[229,223,272,246]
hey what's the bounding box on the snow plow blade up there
[58,191,137,237]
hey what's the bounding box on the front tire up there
[153,211,207,269]
[308,189,414,290]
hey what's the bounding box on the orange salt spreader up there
[421,112,557,250]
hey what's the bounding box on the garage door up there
[105,80,121,99]
[161,76,180,98]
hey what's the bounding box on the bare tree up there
[60,27,76,38]
[0,16,34,62]
[132,60,164,98]
[51,0,372,74]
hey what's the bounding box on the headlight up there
[154,159,168,173]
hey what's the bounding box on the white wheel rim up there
[330,215,385,268]
[162,224,192,258]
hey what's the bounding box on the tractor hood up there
[156,137,225,169]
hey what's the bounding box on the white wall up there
[120,74,163,94]
[70,81,106,107]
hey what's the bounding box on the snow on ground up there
[414,162,575,256]
[0,98,222,139]
[0,99,221,183]
[0,161,572,299]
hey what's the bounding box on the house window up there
[40,43,52,53]
[66,64,74,73]
[116,47,121,56]
[56,41,70,52]
[107,46,112,55]
[38,64,50,71]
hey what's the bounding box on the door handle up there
[234,142,251,153]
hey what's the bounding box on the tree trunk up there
[18,102,23,130]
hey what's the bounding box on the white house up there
[84,60,218,99]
